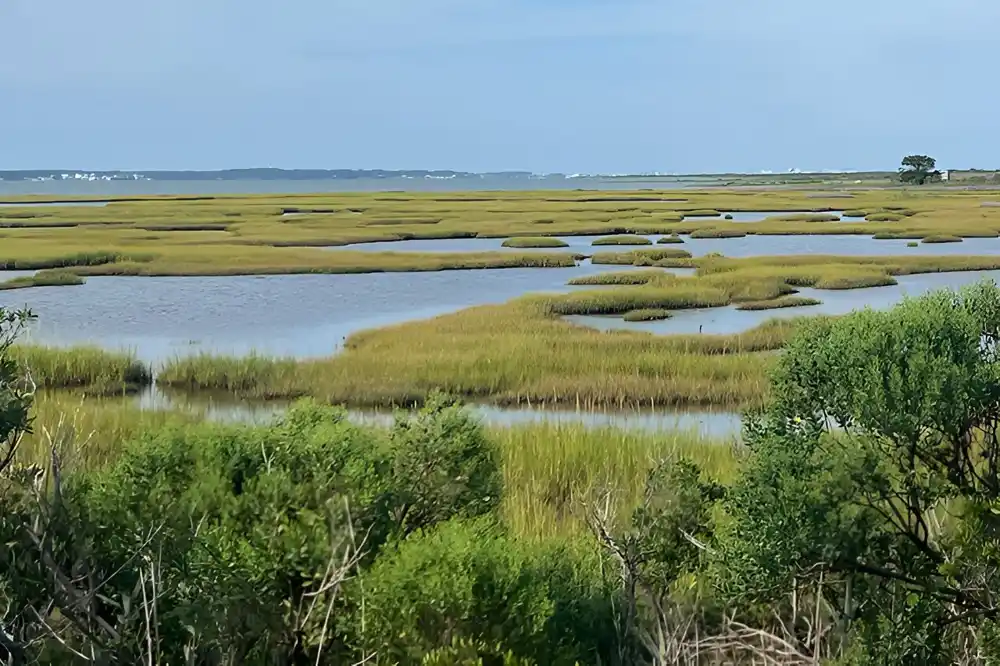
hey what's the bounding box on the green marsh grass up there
[623,308,673,321]
[0,269,84,290]
[736,296,822,311]
[656,235,685,244]
[500,236,570,248]
[1,188,999,275]
[494,423,740,538]
[922,235,963,244]
[11,345,152,389]
[591,248,692,265]
[591,235,653,246]
[567,269,668,286]
[689,229,747,239]
[18,391,195,471]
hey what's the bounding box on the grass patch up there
[843,209,868,217]
[656,235,685,244]
[0,269,84,290]
[766,213,841,222]
[907,241,919,247]
[495,423,739,538]
[11,345,152,390]
[501,236,570,248]
[681,209,721,218]
[922,235,963,244]
[866,212,904,222]
[736,296,822,311]
[689,229,747,239]
[592,248,692,265]
[567,269,668,286]
[622,308,673,321]
[591,235,653,246]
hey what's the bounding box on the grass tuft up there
[501,237,570,248]
[622,308,673,321]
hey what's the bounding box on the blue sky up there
[2,0,997,173]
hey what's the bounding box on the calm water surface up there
[0,262,648,362]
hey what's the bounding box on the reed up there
[494,423,741,538]
[11,345,152,389]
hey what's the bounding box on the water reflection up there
[134,385,743,437]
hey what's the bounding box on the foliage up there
[351,518,616,664]
[719,280,1000,663]
[898,154,941,185]
[0,307,35,475]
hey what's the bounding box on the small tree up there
[720,280,1000,663]
[898,154,941,185]
[0,307,35,475]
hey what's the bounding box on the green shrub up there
[348,519,616,665]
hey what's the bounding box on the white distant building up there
[940,170,950,181]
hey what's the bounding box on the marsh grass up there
[689,229,747,239]
[656,235,685,244]
[591,235,653,246]
[623,308,673,321]
[922,235,963,244]
[11,345,152,389]
[0,188,998,275]
[494,423,741,538]
[591,248,692,265]
[767,213,841,222]
[567,269,668,286]
[501,237,570,248]
[736,296,822,311]
[866,212,905,221]
[0,269,84,290]
[17,391,195,471]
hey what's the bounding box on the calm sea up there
[0,176,712,197]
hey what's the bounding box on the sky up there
[2,0,998,174]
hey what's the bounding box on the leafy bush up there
[349,518,616,665]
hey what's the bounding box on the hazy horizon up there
[4,0,999,174]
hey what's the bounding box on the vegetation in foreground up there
[6,283,1000,663]
[1,186,1000,279]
